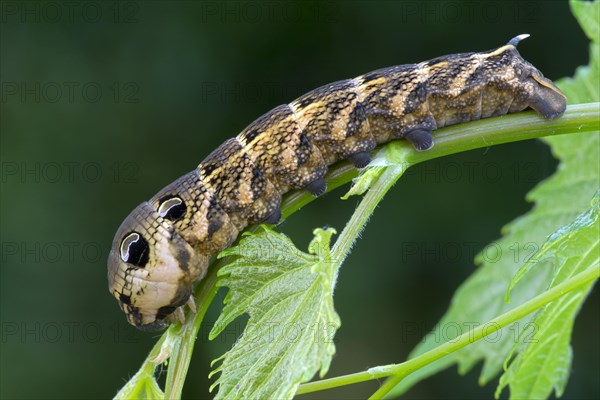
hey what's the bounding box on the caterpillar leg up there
[263,208,282,225]
[347,151,371,169]
[153,296,195,363]
[527,79,567,120]
[405,129,434,151]
[186,295,197,314]
[167,307,186,324]
[163,294,197,326]
[305,178,327,196]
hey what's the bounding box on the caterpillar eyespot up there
[107,35,567,330]
[119,232,149,268]
[157,196,186,221]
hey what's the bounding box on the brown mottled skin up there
[108,35,566,331]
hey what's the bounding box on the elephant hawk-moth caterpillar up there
[108,34,566,331]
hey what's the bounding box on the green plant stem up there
[331,164,405,265]
[294,265,600,397]
[163,265,221,399]
[117,103,599,399]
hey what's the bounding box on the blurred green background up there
[1,1,597,399]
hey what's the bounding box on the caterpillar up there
[108,34,566,331]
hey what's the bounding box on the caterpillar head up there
[498,34,567,119]
[107,199,207,331]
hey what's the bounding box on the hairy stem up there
[116,102,599,399]
[331,164,405,265]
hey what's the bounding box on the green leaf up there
[497,192,600,399]
[570,0,600,44]
[342,138,413,199]
[113,360,164,400]
[341,166,385,199]
[209,226,341,399]
[556,0,599,104]
[112,327,185,400]
[387,1,600,396]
